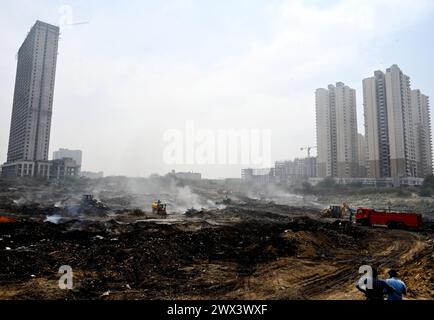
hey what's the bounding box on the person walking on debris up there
[385,269,407,300]
[356,267,395,300]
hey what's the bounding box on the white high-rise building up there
[411,90,433,177]
[316,82,359,178]
[363,64,431,184]
[1,21,73,178]
[363,71,391,178]
[385,65,417,181]
[316,88,335,177]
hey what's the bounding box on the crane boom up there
[300,146,317,158]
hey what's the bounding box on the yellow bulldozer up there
[152,200,167,216]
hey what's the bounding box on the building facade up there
[411,90,433,177]
[241,168,275,184]
[385,65,417,181]
[357,134,367,177]
[316,82,359,178]
[363,65,431,184]
[274,157,317,182]
[80,171,104,179]
[363,71,391,178]
[168,170,202,181]
[53,148,83,166]
[1,21,78,180]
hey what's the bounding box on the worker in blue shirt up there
[386,269,407,300]
[356,267,395,300]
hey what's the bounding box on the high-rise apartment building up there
[363,65,431,184]
[1,21,79,179]
[363,71,391,178]
[411,90,433,177]
[316,82,359,178]
[385,65,417,180]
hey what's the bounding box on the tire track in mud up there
[296,265,355,298]
[300,230,425,299]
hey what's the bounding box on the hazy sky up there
[1,0,433,178]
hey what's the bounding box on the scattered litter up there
[101,291,111,297]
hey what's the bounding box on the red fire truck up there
[356,208,423,230]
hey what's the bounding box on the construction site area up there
[0,176,433,300]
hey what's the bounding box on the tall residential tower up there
[1,21,79,178]
[316,82,359,178]
[411,90,433,178]
[363,64,432,184]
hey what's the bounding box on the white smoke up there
[45,215,62,224]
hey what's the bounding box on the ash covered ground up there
[0,176,433,300]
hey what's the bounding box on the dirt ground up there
[1,202,432,300]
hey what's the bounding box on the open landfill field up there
[0,177,433,300]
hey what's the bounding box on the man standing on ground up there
[356,267,395,300]
[385,269,407,300]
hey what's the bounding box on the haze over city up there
[1,0,434,178]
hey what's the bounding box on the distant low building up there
[241,168,275,184]
[80,171,104,179]
[49,158,81,180]
[275,157,317,182]
[53,148,82,166]
[2,158,80,180]
[308,176,423,187]
[168,170,202,181]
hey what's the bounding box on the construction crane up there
[59,21,89,41]
[63,21,89,27]
[300,146,317,158]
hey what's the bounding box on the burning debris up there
[77,195,110,215]
[0,215,17,224]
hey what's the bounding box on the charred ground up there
[0,177,433,300]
